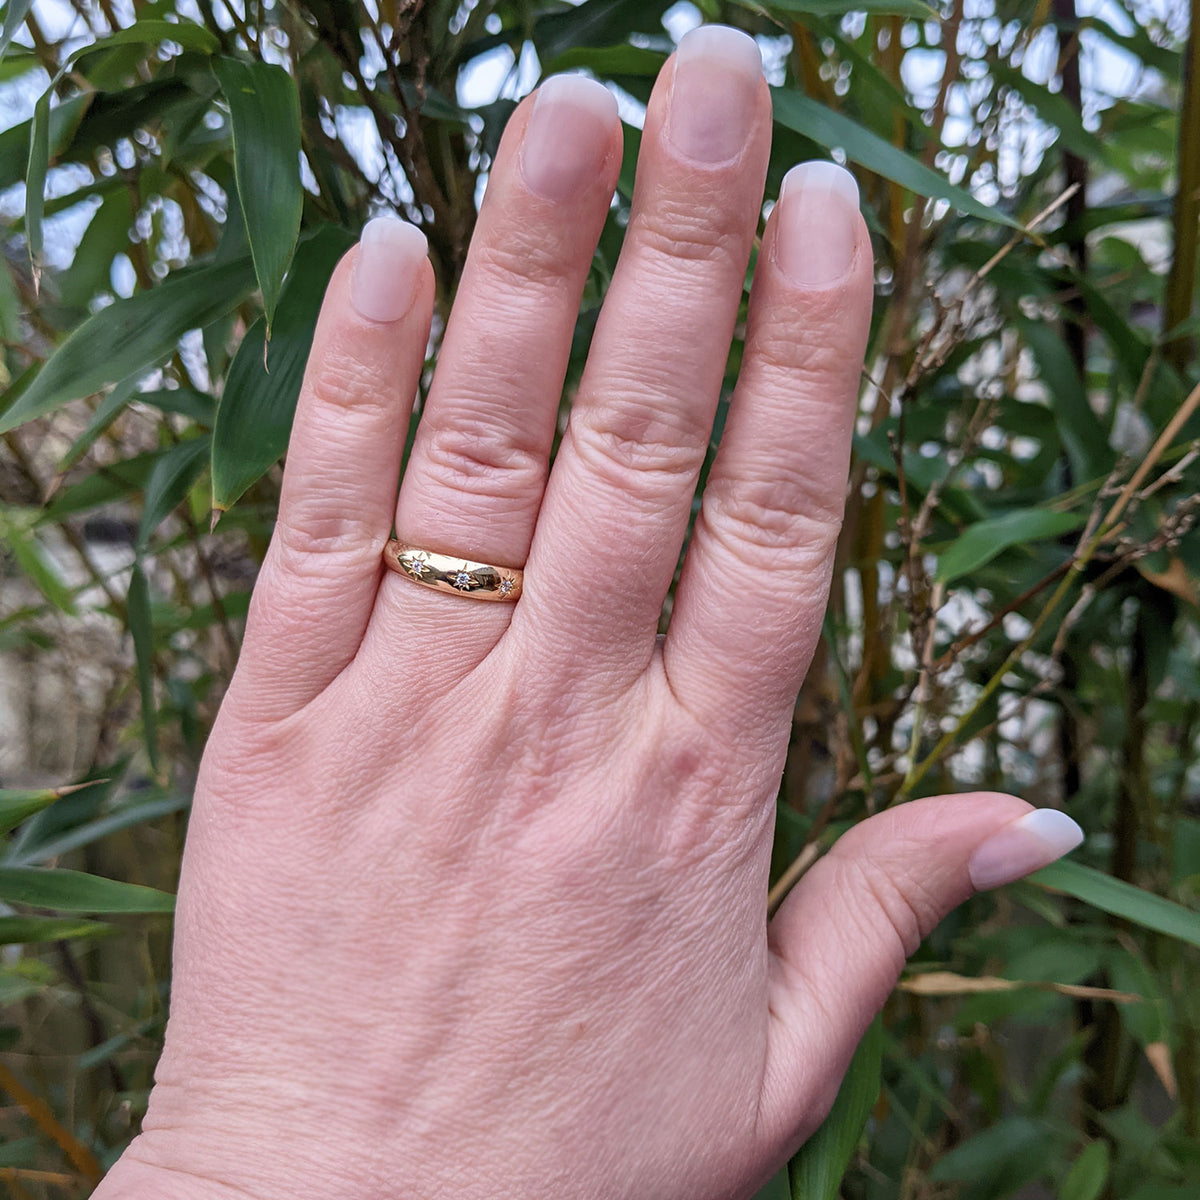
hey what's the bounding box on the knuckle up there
[271,508,382,566]
[569,393,709,494]
[473,233,572,295]
[303,347,394,415]
[832,845,936,964]
[417,418,547,504]
[631,197,747,272]
[699,474,844,563]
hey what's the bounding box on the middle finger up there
[514,26,771,683]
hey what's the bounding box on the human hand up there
[96,25,1083,1200]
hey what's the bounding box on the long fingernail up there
[351,218,428,323]
[667,25,762,164]
[521,74,618,201]
[968,809,1084,892]
[774,161,861,287]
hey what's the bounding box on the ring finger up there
[362,75,622,656]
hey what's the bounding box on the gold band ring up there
[382,540,523,603]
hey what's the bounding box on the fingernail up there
[774,161,861,287]
[521,74,618,201]
[350,217,427,323]
[968,809,1084,892]
[667,25,762,164]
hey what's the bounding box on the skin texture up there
[94,33,1071,1200]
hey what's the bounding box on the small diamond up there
[498,578,514,596]
[407,557,428,577]
[453,570,474,590]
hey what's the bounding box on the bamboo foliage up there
[1,1,1199,1197]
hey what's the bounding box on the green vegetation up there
[1,0,1199,1196]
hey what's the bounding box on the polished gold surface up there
[382,540,523,602]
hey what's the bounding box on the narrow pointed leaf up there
[68,18,217,63]
[127,560,159,772]
[741,0,934,14]
[25,79,51,273]
[211,225,355,511]
[771,89,1020,228]
[1061,1140,1110,1200]
[0,916,110,945]
[214,57,302,329]
[0,257,255,434]
[136,434,210,552]
[0,788,62,837]
[935,508,1085,584]
[0,0,32,59]
[789,1016,882,1199]
[0,867,174,913]
[1031,860,1200,949]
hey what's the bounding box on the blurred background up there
[1,0,1199,1196]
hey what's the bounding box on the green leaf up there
[1017,318,1111,479]
[532,0,672,61]
[41,449,160,522]
[127,560,159,772]
[935,507,1085,584]
[0,91,89,190]
[789,1016,882,1200]
[0,866,175,913]
[214,57,303,330]
[1031,861,1200,949]
[0,508,77,613]
[68,17,218,63]
[0,256,256,434]
[7,792,190,866]
[929,1116,1064,1191]
[1061,1140,1110,1200]
[742,0,934,15]
[211,224,355,512]
[0,0,32,59]
[0,916,110,945]
[771,89,1020,229]
[0,787,63,837]
[25,75,52,275]
[137,434,210,552]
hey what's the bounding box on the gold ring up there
[382,540,523,602]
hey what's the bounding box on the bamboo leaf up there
[68,17,218,62]
[789,1016,882,1200]
[213,57,302,329]
[1030,860,1200,949]
[0,867,175,913]
[211,224,355,512]
[935,508,1085,584]
[0,0,32,59]
[136,435,210,552]
[0,257,256,434]
[0,508,77,613]
[771,90,1019,228]
[0,916,110,945]
[743,0,935,16]
[25,77,52,277]
[0,787,65,837]
[1061,1140,1110,1200]
[7,793,190,866]
[127,560,159,772]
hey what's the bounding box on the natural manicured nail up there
[968,809,1085,892]
[667,24,762,164]
[351,217,427,323]
[521,74,618,201]
[774,160,861,287]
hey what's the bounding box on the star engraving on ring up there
[497,577,515,597]
[405,553,430,578]
[451,568,477,591]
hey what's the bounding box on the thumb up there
[756,793,1083,1153]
